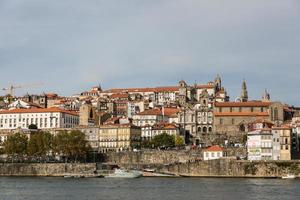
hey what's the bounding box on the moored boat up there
[105,169,142,178]
[282,174,296,179]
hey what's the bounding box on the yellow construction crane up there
[2,83,43,97]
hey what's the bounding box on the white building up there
[127,101,146,118]
[132,108,168,127]
[0,108,79,130]
[247,129,273,161]
[203,145,224,161]
[141,123,180,140]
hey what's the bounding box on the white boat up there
[105,169,142,178]
[282,174,296,179]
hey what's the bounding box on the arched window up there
[208,127,212,132]
[198,127,202,132]
[203,127,207,133]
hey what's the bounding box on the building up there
[141,122,181,140]
[272,126,292,160]
[203,145,224,161]
[0,108,79,130]
[98,124,141,152]
[76,126,100,151]
[127,101,146,118]
[213,101,287,136]
[79,103,96,126]
[247,129,273,160]
[132,108,168,126]
[247,121,292,160]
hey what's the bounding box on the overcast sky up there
[0,0,299,105]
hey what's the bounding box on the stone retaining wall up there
[0,163,96,177]
[158,159,300,177]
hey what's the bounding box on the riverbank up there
[1,159,300,178]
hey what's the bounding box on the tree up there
[152,133,175,149]
[175,135,185,147]
[28,124,38,130]
[4,133,28,159]
[52,130,90,162]
[27,131,52,160]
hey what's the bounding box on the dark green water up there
[0,177,299,200]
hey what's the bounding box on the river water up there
[0,177,299,200]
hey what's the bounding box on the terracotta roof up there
[110,93,129,99]
[103,86,179,93]
[204,145,223,152]
[136,107,180,117]
[0,108,79,116]
[103,117,121,125]
[152,122,179,130]
[272,126,292,130]
[163,107,180,116]
[100,123,139,129]
[215,101,272,107]
[136,109,161,116]
[214,112,269,117]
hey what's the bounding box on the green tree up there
[175,135,185,147]
[152,133,175,149]
[52,130,90,162]
[27,131,52,159]
[141,140,153,149]
[4,133,28,160]
[28,124,38,130]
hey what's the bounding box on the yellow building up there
[99,124,141,152]
[273,127,292,160]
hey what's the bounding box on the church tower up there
[214,74,222,91]
[262,89,270,102]
[240,79,248,102]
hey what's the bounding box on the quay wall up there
[157,159,300,177]
[105,150,300,178]
[0,163,96,177]
[105,148,246,165]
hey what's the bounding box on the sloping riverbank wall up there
[157,159,300,177]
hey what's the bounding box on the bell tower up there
[240,79,248,102]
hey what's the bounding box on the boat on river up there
[282,174,296,179]
[105,169,142,178]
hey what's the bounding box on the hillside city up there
[0,75,300,162]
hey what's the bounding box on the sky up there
[0,0,299,105]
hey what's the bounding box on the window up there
[261,107,264,112]
[239,107,242,112]
[232,118,235,124]
[219,107,222,112]
[251,107,254,112]
[220,118,223,125]
[230,107,233,112]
